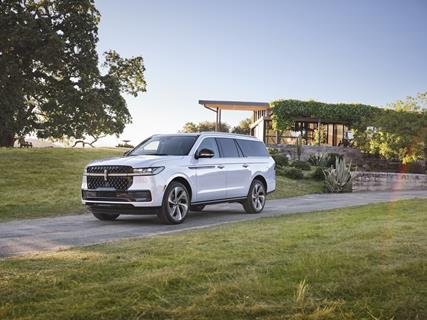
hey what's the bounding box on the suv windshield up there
[128,135,198,156]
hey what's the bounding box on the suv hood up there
[87,155,186,168]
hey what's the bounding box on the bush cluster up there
[116,143,134,148]
[269,148,289,168]
[290,160,311,171]
[311,167,325,181]
[403,161,425,174]
[278,167,304,180]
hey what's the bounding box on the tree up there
[353,92,427,163]
[231,118,251,135]
[180,121,230,133]
[370,93,427,163]
[0,0,146,147]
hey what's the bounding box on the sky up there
[94,0,427,146]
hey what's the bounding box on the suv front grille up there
[86,165,133,191]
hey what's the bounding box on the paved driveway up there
[1,190,426,257]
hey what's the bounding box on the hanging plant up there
[271,99,382,132]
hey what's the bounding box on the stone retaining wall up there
[268,144,363,163]
[352,171,427,192]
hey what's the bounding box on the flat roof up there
[199,100,270,111]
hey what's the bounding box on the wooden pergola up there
[198,100,270,131]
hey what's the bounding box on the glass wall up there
[261,120,349,146]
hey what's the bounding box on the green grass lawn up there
[0,199,426,319]
[270,175,323,200]
[0,148,123,221]
[0,148,323,221]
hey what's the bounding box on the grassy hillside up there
[0,200,425,319]
[0,148,124,221]
[0,148,323,221]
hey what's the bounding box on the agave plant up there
[308,152,330,168]
[323,158,353,193]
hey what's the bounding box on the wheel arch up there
[253,174,267,191]
[168,176,193,202]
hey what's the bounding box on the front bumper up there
[81,174,168,207]
[82,190,152,202]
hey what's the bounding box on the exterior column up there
[215,108,219,131]
[317,119,321,145]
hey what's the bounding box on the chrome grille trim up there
[84,172,145,177]
[86,165,133,191]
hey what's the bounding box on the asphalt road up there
[1,190,426,258]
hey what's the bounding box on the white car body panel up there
[81,132,276,209]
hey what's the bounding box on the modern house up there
[199,100,350,146]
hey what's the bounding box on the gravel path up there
[1,190,426,257]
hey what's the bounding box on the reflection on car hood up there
[86,155,186,168]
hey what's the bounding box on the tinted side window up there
[197,138,219,158]
[217,138,239,158]
[236,139,269,157]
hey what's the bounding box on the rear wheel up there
[242,179,266,214]
[157,181,190,224]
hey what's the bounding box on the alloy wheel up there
[251,182,266,211]
[167,186,189,221]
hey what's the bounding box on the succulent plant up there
[323,158,353,193]
[308,152,330,168]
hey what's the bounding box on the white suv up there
[81,132,276,224]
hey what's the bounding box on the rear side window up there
[217,138,240,158]
[236,139,269,157]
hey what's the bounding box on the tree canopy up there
[231,118,251,135]
[0,0,146,147]
[355,93,427,163]
[180,121,231,133]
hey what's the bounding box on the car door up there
[192,137,226,202]
[216,138,251,198]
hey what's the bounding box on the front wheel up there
[157,181,190,224]
[242,179,266,214]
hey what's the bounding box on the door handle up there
[217,165,224,169]
[242,164,249,168]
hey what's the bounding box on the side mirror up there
[123,150,131,157]
[195,148,215,159]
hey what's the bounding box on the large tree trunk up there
[0,130,16,147]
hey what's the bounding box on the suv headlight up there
[133,167,165,175]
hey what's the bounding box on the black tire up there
[242,179,266,214]
[157,181,190,224]
[190,205,205,212]
[89,208,120,221]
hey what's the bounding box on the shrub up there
[290,160,311,171]
[311,166,325,181]
[405,161,425,174]
[326,153,343,168]
[116,143,134,148]
[324,158,353,193]
[269,149,289,168]
[282,167,304,180]
[308,153,330,168]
